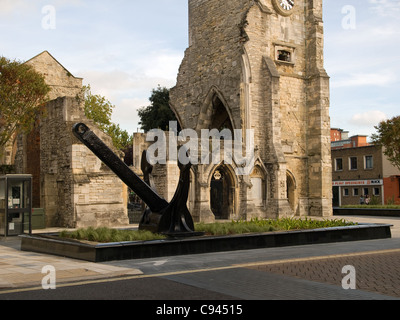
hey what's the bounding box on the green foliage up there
[82,85,114,131]
[60,227,166,243]
[60,219,357,242]
[371,116,400,171]
[106,122,133,150]
[138,86,179,132]
[369,195,381,206]
[0,56,50,149]
[196,218,356,236]
[82,85,133,150]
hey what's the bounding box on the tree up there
[106,122,133,151]
[371,116,400,170]
[82,85,133,150]
[0,56,50,149]
[82,85,114,132]
[138,86,179,132]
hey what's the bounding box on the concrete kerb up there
[332,215,400,238]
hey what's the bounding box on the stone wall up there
[39,97,129,228]
[132,132,182,203]
[169,0,332,220]
[25,51,83,101]
[15,51,129,228]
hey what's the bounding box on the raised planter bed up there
[20,223,393,263]
[334,207,400,217]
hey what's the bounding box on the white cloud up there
[0,0,83,16]
[331,71,397,88]
[0,0,34,16]
[0,0,187,135]
[369,0,400,17]
[111,97,150,133]
[79,64,181,133]
[144,50,183,80]
[370,25,400,37]
[80,69,176,98]
[349,110,388,128]
[53,0,83,5]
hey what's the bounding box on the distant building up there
[331,128,348,142]
[331,129,400,206]
[331,128,370,150]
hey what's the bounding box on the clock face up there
[280,0,294,11]
[273,0,295,16]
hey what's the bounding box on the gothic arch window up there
[197,87,235,132]
[210,96,233,132]
[286,171,297,212]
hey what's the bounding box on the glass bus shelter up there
[0,175,32,238]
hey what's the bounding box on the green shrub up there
[60,227,166,243]
[195,218,356,236]
[60,218,357,241]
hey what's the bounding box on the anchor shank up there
[72,123,168,213]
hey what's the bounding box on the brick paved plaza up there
[249,249,400,298]
[1,215,399,300]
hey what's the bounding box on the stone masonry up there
[15,51,129,228]
[167,0,332,221]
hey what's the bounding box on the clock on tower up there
[272,0,295,16]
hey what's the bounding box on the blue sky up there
[1,0,399,139]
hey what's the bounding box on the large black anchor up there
[72,123,201,237]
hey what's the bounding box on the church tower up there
[170,0,332,221]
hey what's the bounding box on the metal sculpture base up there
[139,161,204,237]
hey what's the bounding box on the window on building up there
[365,156,373,170]
[335,158,343,171]
[373,188,380,196]
[350,157,358,170]
[343,188,349,197]
[277,50,292,62]
[363,188,369,196]
[275,45,296,64]
[353,188,359,197]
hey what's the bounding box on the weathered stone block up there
[167,0,332,220]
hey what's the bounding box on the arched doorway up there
[210,165,234,220]
[287,171,296,212]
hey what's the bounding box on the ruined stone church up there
[143,0,332,222]
[4,0,332,228]
[14,51,129,228]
